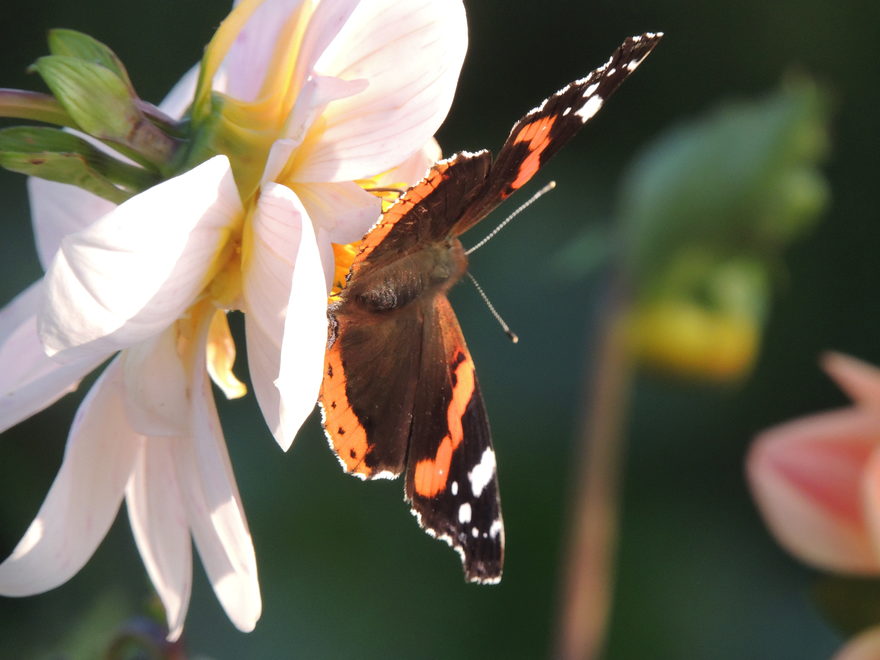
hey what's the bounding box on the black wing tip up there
[465,562,503,585]
[410,504,505,584]
[617,32,664,65]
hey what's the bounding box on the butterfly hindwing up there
[405,296,503,584]
[321,304,423,478]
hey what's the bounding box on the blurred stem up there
[0,89,75,127]
[556,269,634,660]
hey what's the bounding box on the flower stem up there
[0,89,75,127]
[556,269,634,660]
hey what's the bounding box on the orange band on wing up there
[507,116,557,192]
[320,341,371,475]
[413,352,475,498]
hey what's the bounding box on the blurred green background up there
[2,1,879,658]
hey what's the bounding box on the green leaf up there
[47,29,133,90]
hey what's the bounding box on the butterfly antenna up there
[467,272,519,344]
[465,180,557,256]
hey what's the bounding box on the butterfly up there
[318,33,662,583]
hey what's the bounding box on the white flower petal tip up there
[0,359,139,596]
[822,352,880,408]
[835,625,880,660]
[747,412,880,573]
[178,339,261,632]
[245,184,328,450]
[0,281,106,433]
[38,156,242,363]
[125,439,192,641]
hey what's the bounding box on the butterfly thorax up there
[342,238,467,313]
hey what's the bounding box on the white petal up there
[275,0,361,104]
[126,436,192,642]
[0,358,139,595]
[222,0,313,102]
[295,181,379,244]
[280,75,369,154]
[379,137,442,188]
[121,327,190,437]
[0,281,107,432]
[275,190,328,446]
[296,0,467,182]
[28,177,117,270]
[244,318,283,443]
[244,184,326,449]
[314,226,337,291]
[39,156,243,362]
[174,354,260,632]
[262,75,369,184]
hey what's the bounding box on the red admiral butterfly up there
[319,33,662,583]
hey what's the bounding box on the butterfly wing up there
[405,296,503,583]
[347,151,492,276]
[319,32,662,582]
[453,32,663,235]
[319,152,493,480]
[320,303,424,478]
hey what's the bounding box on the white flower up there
[1,0,466,638]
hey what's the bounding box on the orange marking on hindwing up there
[320,340,372,476]
[413,352,475,498]
[508,116,558,193]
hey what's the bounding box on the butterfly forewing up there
[453,32,663,236]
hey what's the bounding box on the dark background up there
[2,1,879,658]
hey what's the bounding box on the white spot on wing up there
[469,448,496,497]
[490,519,503,539]
[575,95,603,122]
[459,503,472,524]
[451,481,458,495]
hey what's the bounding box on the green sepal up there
[0,126,159,203]
[32,55,142,143]
[47,29,133,91]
